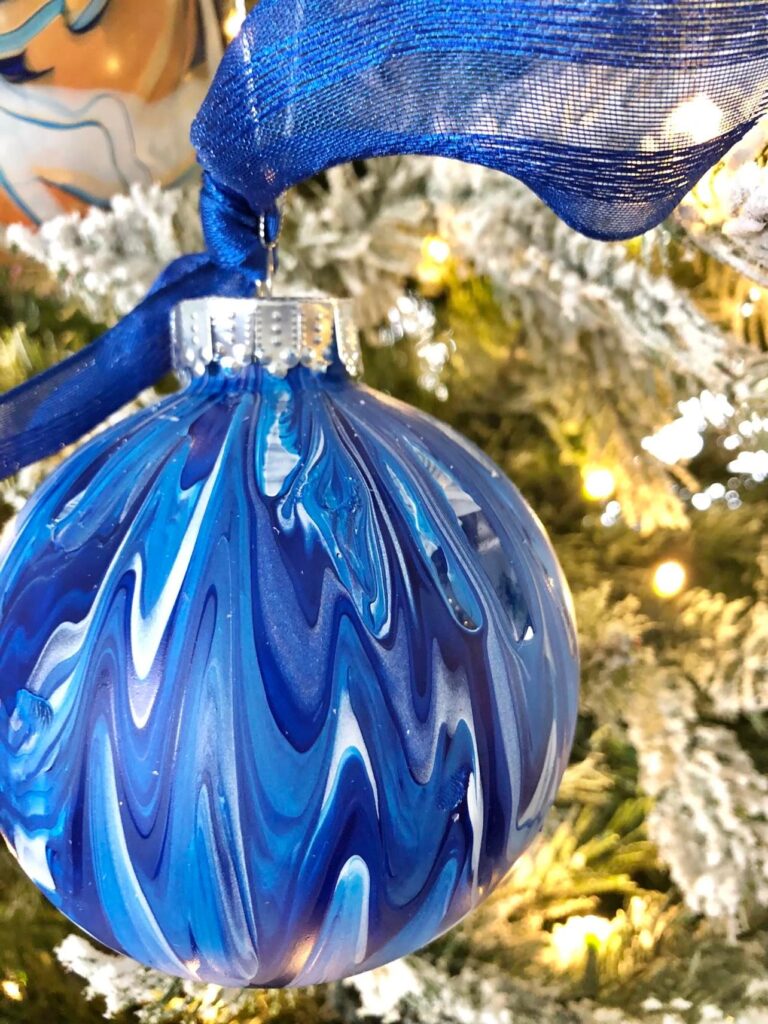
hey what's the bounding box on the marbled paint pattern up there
[0,358,579,986]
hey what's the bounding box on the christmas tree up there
[2,24,768,1024]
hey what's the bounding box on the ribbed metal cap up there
[170,296,362,379]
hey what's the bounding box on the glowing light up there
[416,264,446,291]
[640,389,736,466]
[728,449,768,482]
[416,235,452,292]
[104,55,122,75]
[550,915,614,968]
[1,980,23,1002]
[741,302,755,318]
[643,420,703,464]
[422,235,451,264]
[223,0,246,41]
[418,339,450,373]
[198,986,223,1023]
[667,95,724,144]
[652,560,687,599]
[582,466,616,501]
[600,499,622,528]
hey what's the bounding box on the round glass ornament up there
[0,0,223,225]
[0,296,579,987]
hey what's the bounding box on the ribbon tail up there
[0,256,256,479]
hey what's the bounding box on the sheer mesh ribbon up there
[194,0,768,240]
[1,0,767,476]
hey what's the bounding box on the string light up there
[667,95,723,144]
[548,900,659,973]
[691,492,712,511]
[549,915,615,969]
[582,466,616,501]
[741,286,763,319]
[642,389,735,466]
[223,0,246,41]
[600,499,622,528]
[652,559,687,599]
[728,449,768,483]
[423,235,451,264]
[416,235,452,292]
[1,980,23,1001]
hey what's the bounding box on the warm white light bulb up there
[223,1,246,41]
[667,96,724,145]
[550,915,614,968]
[422,235,451,264]
[1,980,23,1002]
[582,466,616,502]
[652,560,687,598]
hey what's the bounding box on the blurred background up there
[1,3,768,1022]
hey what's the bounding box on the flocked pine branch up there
[5,155,766,532]
[0,162,430,331]
[427,158,767,532]
[676,589,768,717]
[676,119,768,287]
[565,578,768,936]
[1,186,204,323]
[627,671,768,934]
[52,933,768,1024]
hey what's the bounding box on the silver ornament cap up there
[170,296,362,380]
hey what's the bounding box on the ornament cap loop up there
[170,296,362,380]
[256,199,284,298]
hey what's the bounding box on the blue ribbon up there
[193,0,768,239]
[0,173,274,477]
[0,257,255,476]
[1,0,767,477]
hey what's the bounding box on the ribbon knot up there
[200,173,280,282]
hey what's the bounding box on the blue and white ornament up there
[0,296,578,986]
[0,0,762,988]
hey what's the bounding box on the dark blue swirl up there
[0,53,51,85]
[0,361,578,986]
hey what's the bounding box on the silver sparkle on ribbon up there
[170,296,363,380]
